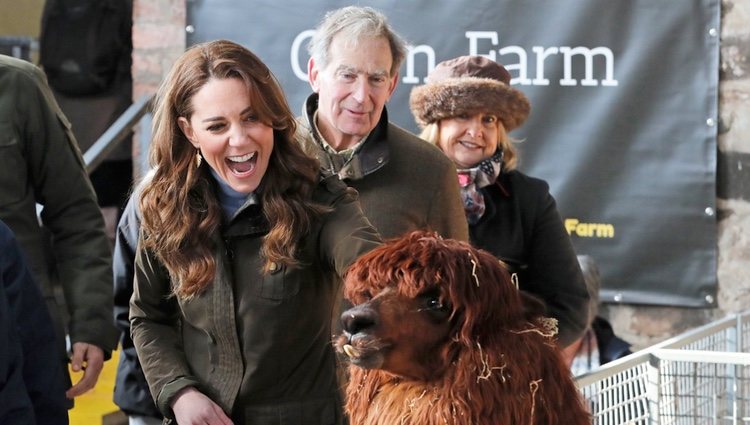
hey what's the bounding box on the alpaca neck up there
[363,381,466,425]
[348,373,484,425]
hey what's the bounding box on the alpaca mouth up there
[335,333,388,369]
[343,344,360,358]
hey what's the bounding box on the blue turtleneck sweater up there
[210,169,257,221]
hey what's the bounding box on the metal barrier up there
[35,94,153,219]
[83,94,154,173]
[576,311,750,424]
[0,36,36,61]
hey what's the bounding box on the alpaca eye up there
[359,291,373,301]
[421,296,449,313]
[427,298,443,310]
[416,289,450,316]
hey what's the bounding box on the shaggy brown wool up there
[336,231,590,425]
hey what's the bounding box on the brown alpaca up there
[334,231,590,425]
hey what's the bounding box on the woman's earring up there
[195,150,202,167]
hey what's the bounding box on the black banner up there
[187,0,720,307]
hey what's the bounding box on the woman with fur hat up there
[410,55,590,349]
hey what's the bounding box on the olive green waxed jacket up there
[298,94,469,242]
[0,55,117,360]
[130,175,381,424]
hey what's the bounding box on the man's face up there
[308,34,398,150]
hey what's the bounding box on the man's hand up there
[172,387,234,425]
[66,342,105,398]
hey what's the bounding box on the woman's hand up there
[171,387,234,425]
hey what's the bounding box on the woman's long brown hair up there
[140,39,325,299]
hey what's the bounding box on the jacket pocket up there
[0,122,27,204]
[257,263,300,301]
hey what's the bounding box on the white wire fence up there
[576,311,750,425]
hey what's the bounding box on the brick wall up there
[131,0,185,175]
[132,0,185,99]
[716,0,750,314]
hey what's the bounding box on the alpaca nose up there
[341,305,377,335]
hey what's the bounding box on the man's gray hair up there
[308,5,407,76]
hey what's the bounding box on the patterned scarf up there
[456,149,503,224]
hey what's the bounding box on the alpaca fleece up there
[336,230,590,425]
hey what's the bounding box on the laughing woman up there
[129,39,380,425]
[409,56,590,350]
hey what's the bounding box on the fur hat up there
[410,56,530,131]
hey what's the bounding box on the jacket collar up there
[472,172,512,225]
[302,93,390,181]
[494,171,512,198]
[203,175,269,238]
[223,203,269,238]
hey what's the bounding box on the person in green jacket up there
[299,6,468,242]
[0,54,118,404]
[129,39,381,424]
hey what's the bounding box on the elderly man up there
[300,6,468,242]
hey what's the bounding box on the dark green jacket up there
[0,55,117,360]
[130,175,381,424]
[299,94,468,242]
[470,170,590,346]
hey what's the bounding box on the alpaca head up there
[334,230,547,382]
